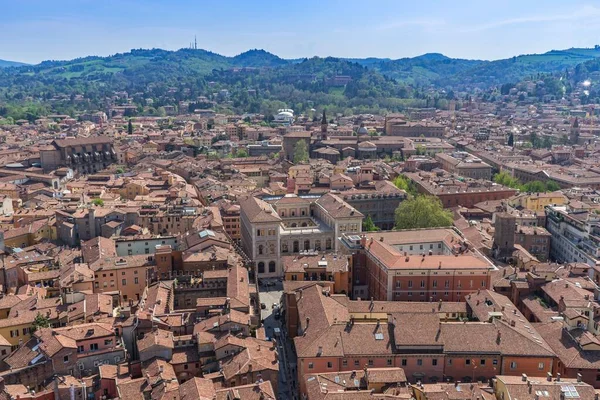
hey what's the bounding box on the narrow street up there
[259,279,298,400]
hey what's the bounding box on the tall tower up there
[320,109,327,140]
[194,35,197,50]
[494,212,516,259]
[571,117,580,145]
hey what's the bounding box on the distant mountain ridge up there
[3,45,600,92]
[0,59,28,68]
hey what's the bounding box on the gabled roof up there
[239,196,281,223]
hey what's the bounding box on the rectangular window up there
[342,359,347,367]
[432,359,438,366]
[134,277,139,284]
[78,345,84,353]
[417,359,422,366]
[327,362,332,368]
[122,279,127,286]
[408,280,413,288]
[308,363,314,369]
[368,359,374,366]
[448,359,452,365]
[64,355,69,363]
[90,343,98,351]
[354,360,360,367]
[401,359,407,366]
[538,362,544,370]
[510,361,517,369]
[104,339,113,346]
[420,280,425,288]
[480,359,486,366]
[465,359,471,365]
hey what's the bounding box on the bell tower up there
[321,109,328,140]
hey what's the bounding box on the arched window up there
[293,241,299,253]
[291,223,297,228]
[257,262,265,274]
[258,245,264,255]
[268,261,276,273]
[326,238,332,250]
[269,243,275,255]
[304,240,310,251]
[281,242,288,253]
[315,240,321,251]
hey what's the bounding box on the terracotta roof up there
[239,196,281,223]
[215,381,275,400]
[316,193,363,219]
[178,377,216,400]
[137,328,174,353]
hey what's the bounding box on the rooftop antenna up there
[194,35,197,50]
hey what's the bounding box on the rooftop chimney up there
[522,373,527,382]
[577,373,582,382]
[547,372,552,382]
[556,373,561,382]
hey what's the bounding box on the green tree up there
[32,312,51,332]
[293,140,309,164]
[507,132,514,147]
[127,119,133,135]
[494,171,521,189]
[394,196,453,229]
[521,181,547,193]
[236,149,248,158]
[393,175,410,191]
[92,198,104,206]
[546,181,560,191]
[116,167,125,174]
[541,136,552,149]
[363,215,379,232]
[530,132,540,148]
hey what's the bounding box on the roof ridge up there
[496,319,555,356]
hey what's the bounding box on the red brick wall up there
[444,355,500,382]
[500,356,553,378]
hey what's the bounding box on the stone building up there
[40,137,116,173]
[239,193,363,278]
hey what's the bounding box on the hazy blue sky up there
[3,0,600,64]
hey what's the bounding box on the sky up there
[2,0,600,64]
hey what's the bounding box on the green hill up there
[3,46,600,120]
[0,59,28,68]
